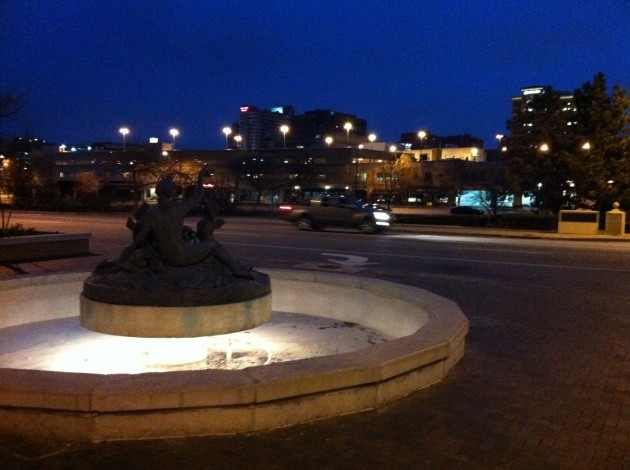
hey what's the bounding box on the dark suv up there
[287,195,392,233]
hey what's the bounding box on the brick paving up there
[0,230,629,469]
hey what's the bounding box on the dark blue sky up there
[1,0,628,150]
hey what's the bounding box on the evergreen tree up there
[504,73,630,212]
[572,73,630,210]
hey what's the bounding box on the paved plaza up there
[0,225,628,469]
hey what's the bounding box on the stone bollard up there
[605,202,626,236]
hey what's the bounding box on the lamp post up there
[418,131,427,153]
[368,133,376,147]
[495,134,504,157]
[354,144,364,197]
[280,125,289,148]
[325,136,333,147]
[386,145,398,209]
[119,127,129,151]
[222,127,232,149]
[169,128,179,150]
[234,135,242,149]
[344,122,352,145]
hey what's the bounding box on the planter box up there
[557,210,599,235]
[0,233,91,264]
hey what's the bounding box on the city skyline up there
[1,1,628,150]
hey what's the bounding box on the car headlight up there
[374,212,390,221]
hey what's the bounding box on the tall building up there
[290,109,367,148]
[510,86,577,131]
[236,106,369,149]
[238,105,294,150]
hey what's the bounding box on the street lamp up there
[234,135,242,149]
[280,125,289,148]
[222,127,232,149]
[119,127,129,151]
[368,133,376,146]
[169,128,179,150]
[325,136,333,147]
[354,155,363,197]
[343,122,353,145]
[417,130,427,161]
[417,130,426,149]
[540,143,550,152]
[496,134,504,154]
[385,146,398,209]
[582,142,591,150]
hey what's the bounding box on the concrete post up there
[605,202,626,236]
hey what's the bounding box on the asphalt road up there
[2,212,630,468]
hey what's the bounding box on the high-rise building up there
[238,105,294,150]
[290,109,367,148]
[510,86,576,131]
[236,106,368,149]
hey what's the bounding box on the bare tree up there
[0,92,26,120]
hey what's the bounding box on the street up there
[2,211,630,468]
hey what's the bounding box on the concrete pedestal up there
[80,293,272,337]
[605,204,626,236]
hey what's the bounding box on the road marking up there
[293,252,376,273]
[321,253,376,266]
[223,241,630,274]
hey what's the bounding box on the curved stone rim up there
[0,269,469,442]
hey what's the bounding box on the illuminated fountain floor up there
[0,311,389,374]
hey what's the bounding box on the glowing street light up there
[417,130,427,151]
[343,122,353,144]
[496,134,507,152]
[368,133,377,144]
[234,135,242,149]
[280,124,289,148]
[582,142,591,150]
[169,128,179,149]
[540,143,550,152]
[325,136,333,147]
[119,127,130,151]
[222,127,232,149]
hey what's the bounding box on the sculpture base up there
[80,293,272,338]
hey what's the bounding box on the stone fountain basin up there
[0,269,468,442]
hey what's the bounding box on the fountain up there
[0,169,468,442]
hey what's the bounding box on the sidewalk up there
[392,222,630,242]
[390,205,630,242]
[1,215,629,468]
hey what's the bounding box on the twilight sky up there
[1,0,628,150]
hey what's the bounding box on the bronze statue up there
[83,167,269,308]
[120,167,251,277]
